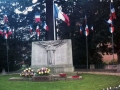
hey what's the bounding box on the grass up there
[0,73,120,90]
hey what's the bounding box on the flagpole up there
[110,0,114,64]
[86,36,88,69]
[53,0,56,40]
[112,32,114,64]
[6,39,9,74]
[54,19,56,40]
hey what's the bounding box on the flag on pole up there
[4,34,8,39]
[110,1,116,19]
[3,28,8,39]
[29,25,33,33]
[106,14,113,24]
[43,22,49,31]
[36,25,40,36]
[84,24,89,36]
[79,24,83,34]
[54,4,70,26]
[35,13,41,23]
[109,24,114,33]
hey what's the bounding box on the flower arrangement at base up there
[72,75,79,79]
[20,68,34,78]
[59,73,67,77]
[36,67,50,76]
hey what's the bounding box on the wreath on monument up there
[36,67,50,76]
[20,68,34,78]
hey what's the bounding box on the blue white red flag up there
[84,24,89,36]
[36,25,40,36]
[109,24,114,33]
[54,4,70,26]
[106,14,113,24]
[35,13,41,23]
[3,28,8,39]
[4,34,8,39]
[43,22,49,31]
[29,25,33,33]
[110,1,116,19]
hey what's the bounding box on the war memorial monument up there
[31,0,74,73]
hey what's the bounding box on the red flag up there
[110,1,116,19]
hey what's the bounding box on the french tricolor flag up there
[3,29,8,39]
[35,13,41,23]
[36,25,40,36]
[107,15,113,24]
[43,22,49,31]
[84,24,89,36]
[29,25,33,33]
[110,1,116,19]
[5,34,8,39]
[109,24,114,33]
[54,4,70,26]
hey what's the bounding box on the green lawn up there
[0,73,120,90]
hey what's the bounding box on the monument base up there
[31,65,74,73]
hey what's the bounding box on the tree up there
[57,0,120,65]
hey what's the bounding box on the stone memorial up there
[31,39,74,73]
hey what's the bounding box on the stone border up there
[9,75,82,82]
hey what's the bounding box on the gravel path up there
[78,71,120,76]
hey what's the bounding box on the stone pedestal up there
[31,39,74,73]
[32,76,52,82]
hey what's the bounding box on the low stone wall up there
[9,75,82,82]
[32,75,52,82]
[9,77,32,81]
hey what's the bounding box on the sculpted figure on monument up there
[35,40,66,65]
[46,45,56,65]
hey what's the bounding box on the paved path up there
[77,71,120,76]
